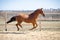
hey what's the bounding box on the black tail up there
[7,16,16,24]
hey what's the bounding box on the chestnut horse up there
[7,8,45,31]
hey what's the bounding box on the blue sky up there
[0,0,60,10]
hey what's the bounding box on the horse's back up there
[19,14,29,19]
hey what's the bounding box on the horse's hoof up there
[17,30,19,31]
[5,29,7,31]
[17,29,19,31]
[29,29,33,30]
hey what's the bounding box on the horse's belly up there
[24,19,33,23]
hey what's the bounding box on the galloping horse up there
[7,8,45,31]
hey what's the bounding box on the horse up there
[7,8,45,31]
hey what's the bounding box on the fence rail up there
[0,12,60,31]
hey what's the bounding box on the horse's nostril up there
[42,13,45,17]
[43,14,45,17]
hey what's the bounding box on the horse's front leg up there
[35,23,38,27]
[30,22,38,30]
[16,23,20,31]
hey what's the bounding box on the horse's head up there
[35,8,45,17]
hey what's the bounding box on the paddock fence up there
[0,11,60,31]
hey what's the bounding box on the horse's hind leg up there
[16,23,20,31]
[18,21,23,28]
[18,24,22,28]
[16,21,23,31]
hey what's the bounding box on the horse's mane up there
[29,9,37,16]
[29,9,42,16]
[29,9,38,19]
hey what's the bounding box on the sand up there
[0,31,60,40]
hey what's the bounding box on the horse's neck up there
[29,12,39,19]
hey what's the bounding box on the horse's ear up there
[41,8,43,10]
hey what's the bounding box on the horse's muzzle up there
[42,13,45,17]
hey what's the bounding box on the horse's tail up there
[7,16,16,24]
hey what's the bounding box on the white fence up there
[0,12,60,31]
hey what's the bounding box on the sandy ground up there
[0,21,60,40]
[0,31,60,40]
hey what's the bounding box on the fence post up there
[5,12,7,31]
[39,21,41,31]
